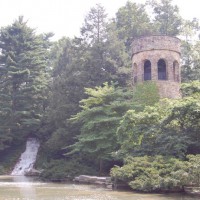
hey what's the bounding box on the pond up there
[0,175,199,200]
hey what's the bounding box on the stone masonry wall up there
[132,35,181,56]
[156,81,181,99]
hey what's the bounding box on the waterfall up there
[11,138,40,176]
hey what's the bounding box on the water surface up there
[0,175,199,200]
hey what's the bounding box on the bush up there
[111,156,190,192]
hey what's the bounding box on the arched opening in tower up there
[158,59,167,80]
[144,60,151,81]
[173,61,179,82]
[133,63,138,83]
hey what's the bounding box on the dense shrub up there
[111,156,192,192]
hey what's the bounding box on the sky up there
[0,0,200,40]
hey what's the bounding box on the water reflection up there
[0,175,199,200]
[12,176,36,199]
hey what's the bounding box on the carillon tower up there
[131,35,181,98]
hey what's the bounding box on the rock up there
[106,184,113,190]
[184,186,200,195]
[25,168,42,176]
[94,181,105,185]
[73,175,113,188]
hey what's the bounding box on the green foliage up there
[181,40,199,82]
[154,82,200,157]
[0,143,26,173]
[132,81,160,110]
[79,4,130,86]
[102,21,131,86]
[42,128,71,157]
[45,32,130,161]
[40,158,97,181]
[111,156,190,192]
[0,16,52,150]
[187,155,200,186]
[66,83,134,173]
[111,155,200,192]
[180,19,200,82]
[115,1,153,51]
[81,4,107,45]
[0,166,6,175]
[117,82,200,158]
[116,100,168,158]
[79,83,115,109]
[45,3,131,146]
[147,0,182,36]
[181,81,200,97]
[162,96,200,155]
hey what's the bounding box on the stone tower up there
[131,35,181,98]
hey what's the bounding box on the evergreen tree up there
[105,22,131,86]
[81,4,107,46]
[80,4,113,86]
[40,37,84,157]
[0,16,52,149]
[80,4,130,86]
[148,0,182,36]
[115,1,153,51]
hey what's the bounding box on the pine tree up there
[115,1,153,51]
[148,0,182,36]
[80,4,130,86]
[0,16,52,149]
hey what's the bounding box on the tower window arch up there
[133,63,137,83]
[158,59,167,80]
[144,60,151,81]
[173,61,179,82]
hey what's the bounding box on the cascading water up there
[11,138,40,176]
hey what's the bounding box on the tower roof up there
[131,35,181,57]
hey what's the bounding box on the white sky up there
[0,0,199,40]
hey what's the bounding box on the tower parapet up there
[131,35,181,99]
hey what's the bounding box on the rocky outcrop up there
[74,175,112,189]
[24,168,42,176]
[184,186,200,195]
